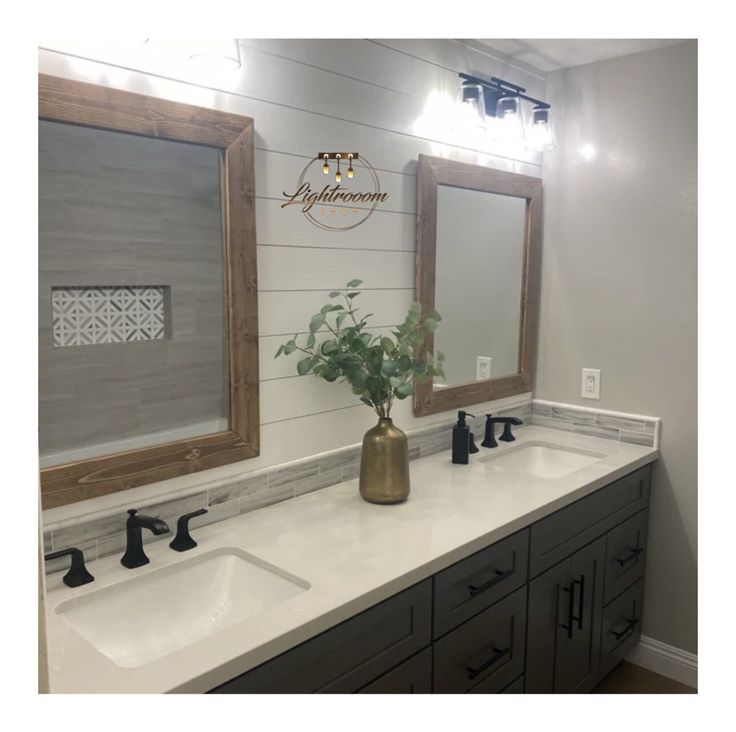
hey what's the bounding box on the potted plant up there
[275,279,444,504]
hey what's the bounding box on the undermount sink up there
[54,547,310,668]
[478,441,605,479]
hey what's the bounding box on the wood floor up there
[593,661,696,694]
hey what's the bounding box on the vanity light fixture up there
[335,153,342,183]
[347,154,355,179]
[457,73,554,152]
[322,153,330,175]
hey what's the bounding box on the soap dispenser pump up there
[452,410,476,465]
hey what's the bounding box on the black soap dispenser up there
[452,410,476,465]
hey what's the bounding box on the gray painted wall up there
[435,186,525,384]
[39,121,227,461]
[536,41,697,653]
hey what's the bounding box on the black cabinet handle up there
[465,646,511,680]
[559,582,575,638]
[609,616,639,641]
[467,567,513,597]
[615,546,644,567]
[573,575,585,631]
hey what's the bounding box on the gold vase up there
[359,417,410,504]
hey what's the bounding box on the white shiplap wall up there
[38,39,544,492]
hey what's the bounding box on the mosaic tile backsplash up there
[51,285,169,347]
[43,398,660,576]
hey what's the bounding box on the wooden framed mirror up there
[38,74,259,508]
[413,154,542,416]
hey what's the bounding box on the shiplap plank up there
[257,245,414,291]
[258,288,414,337]
[256,199,415,252]
[38,51,542,175]
[255,148,416,214]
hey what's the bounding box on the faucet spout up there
[121,509,170,569]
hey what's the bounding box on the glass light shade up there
[494,96,525,147]
[455,83,487,131]
[525,106,556,152]
[188,40,242,71]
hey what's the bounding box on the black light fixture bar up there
[458,73,551,114]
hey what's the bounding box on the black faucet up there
[121,509,170,569]
[481,415,524,448]
[44,547,95,587]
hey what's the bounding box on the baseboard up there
[626,635,698,689]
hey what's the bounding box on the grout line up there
[259,287,413,293]
[257,241,415,254]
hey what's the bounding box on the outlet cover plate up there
[581,368,601,399]
[476,356,492,380]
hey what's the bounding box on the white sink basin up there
[478,441,605,479]
[55,547,310,668]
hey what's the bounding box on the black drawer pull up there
[467,568,513,597]
[610,617,639,641]
[573,575,585,631]
[615,546,644,567]
[465,646,510,680]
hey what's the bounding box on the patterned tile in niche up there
[51,285,168,347]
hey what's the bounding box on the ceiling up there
[472,39,687,73]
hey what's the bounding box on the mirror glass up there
[39,120,228,468]
[433,184,526,388]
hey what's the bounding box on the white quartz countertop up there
[45,426,658,693]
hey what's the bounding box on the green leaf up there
[306,332,316,349]
[297,357,315,376]
[347,292,360,299]
[283,340,297,355]
[346,279,363,288]
[394,382,414,399]
[424,318,438,331]
[274,344,285,359]
[428,309,442,321]
[321,339,340,356]
[329,291,341,298]
[380,337,394,354]
[310,313,326,333]
[397,354,412,372]
[336,311,349,328]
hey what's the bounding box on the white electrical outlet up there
[581,368,601,400]
[477,356,492,380]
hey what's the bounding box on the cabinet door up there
[526,537,606,693]
[358,648,432,693]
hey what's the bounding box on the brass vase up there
[359,417,410,504]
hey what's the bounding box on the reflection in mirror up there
[38,121,227,468]
[434,185,526,387]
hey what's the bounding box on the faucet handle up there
[169,508,208,552]
[44,547,95,588]
[499,419,523,442]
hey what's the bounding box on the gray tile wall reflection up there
[38,121,227,459]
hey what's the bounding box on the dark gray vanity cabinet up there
[526,537,606,693]
[210,464,653,695]
[525,465,651,693]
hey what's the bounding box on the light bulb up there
[494,96,525,148]
[335,170,342,183]
[347,154,354,179]
[525,106,555,152]
[322,154,329,175]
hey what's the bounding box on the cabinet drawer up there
[210,580,432,693]
[529,465,651,577]
[600,578,645,678]
[604,509,649,604]
[433,528,529,637]
[433,586,527,694]
[358,648,432,693]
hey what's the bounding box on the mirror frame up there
[39,74,259,509]
[413,154,542,417]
